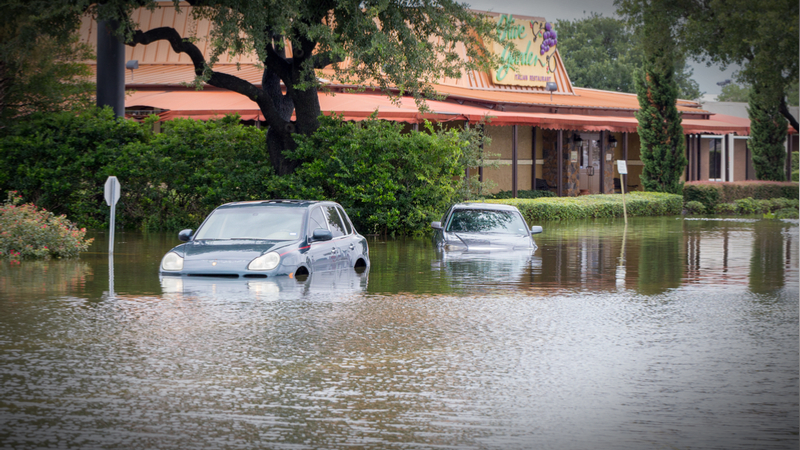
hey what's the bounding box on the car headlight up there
[248,251,280,271]
[161,252,184,271]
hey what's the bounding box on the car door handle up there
[349,243,355,250]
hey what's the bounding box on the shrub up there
[490,189,556,199]
[734,198,771,215]
[775,207,800,219]
[0,191,93,260]
[0,107,151,229]
[108,115,274,230]
[714,203,738,215]
[684,181,799,213]
[282,116,469,236]
[486,192,683,222]
[684,200,705,215]
[769,198,799,210]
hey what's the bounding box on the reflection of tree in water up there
[636,218,684,295]
[447,210,518,233]
[0,260,93,301]
[749,221,787,294]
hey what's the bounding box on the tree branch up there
[126,27,287,125]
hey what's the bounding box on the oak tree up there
[81,0,501,175]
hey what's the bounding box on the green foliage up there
[0,108,151,228]
[683,181,799,213]
[554,13,700,99]
[683,200,705,215]
[280,116,466,236]
[489,189,556,200]
[775,207,799,219]
[714,203,738,215]
[0,110,274,231]
[749,84,789,181]
[0,2,94,126]
[733,198,771,215]
[634,57,687,193]
[716,82,751,102]
[110,115,274,230]
[0,191,94,260]
[617,0,798,129]
[485,192,683,222]
[712,197,798,216]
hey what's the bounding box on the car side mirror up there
[311,228,333,242]
[178,229,193,242]
[431,221,443,230]
[530,226,543,235]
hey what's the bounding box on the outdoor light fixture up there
[546,81,557,101]
[609,135,618,148]
[126,60,139,80]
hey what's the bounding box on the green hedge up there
[485,192,683,222]
[683,181,799,213]
[489,189,556,199]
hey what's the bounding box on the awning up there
[125,89,753,135]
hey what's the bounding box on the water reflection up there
[160,266,369,300]
[0,218,797,449]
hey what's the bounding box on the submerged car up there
[431,203,543,252]
[160,200,369,278]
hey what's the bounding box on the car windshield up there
[446,209,528,234]
[194,206,305,240]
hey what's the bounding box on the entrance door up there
[578,133,601,193]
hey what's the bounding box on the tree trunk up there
[779,98,799,133]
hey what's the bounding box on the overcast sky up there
[464,0,740,101]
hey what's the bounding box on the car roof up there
[450,202,520,212]
[217,199,338,209]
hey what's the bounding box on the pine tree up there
[633,17,687,194]
[748,83,788,181]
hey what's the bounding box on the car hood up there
[181,239,288,260]
[443,232,533,251]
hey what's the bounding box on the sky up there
[464,0,740,102]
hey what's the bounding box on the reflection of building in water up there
[530,219,796,296]
[683,219,793,294]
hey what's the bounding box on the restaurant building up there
[81,5,784,197]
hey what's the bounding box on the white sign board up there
[104,176,121,206]
[617,160,628,175]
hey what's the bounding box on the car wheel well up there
[295,266,310,277]
[354,258,368,273]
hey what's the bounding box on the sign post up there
[617,160,628,225]
[104,176,121,254]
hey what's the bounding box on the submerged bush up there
[683,200,706,215]
[0,191,93,260]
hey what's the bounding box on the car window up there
[308,206,328,237]
[194,206,304,240]
[337,206,353,235]
[324,206,347,238]
[445,209,528,234]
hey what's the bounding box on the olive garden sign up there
[493,14,559,87]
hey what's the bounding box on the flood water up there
[0,217,797,449]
